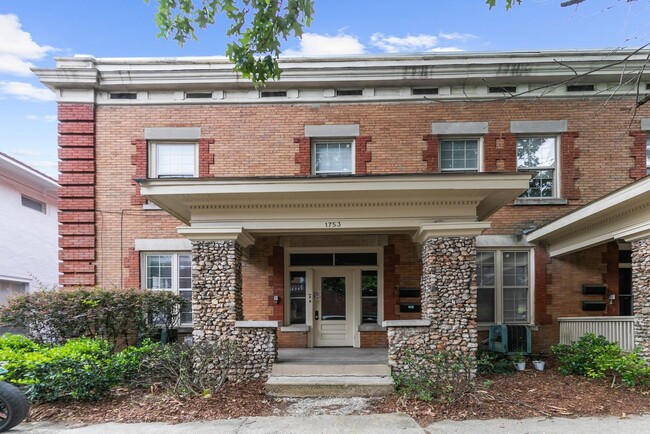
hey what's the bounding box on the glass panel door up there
[321,276,346,320]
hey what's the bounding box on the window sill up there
[513,198,568,206]
[358,323,386,332]
[477,323,539,331]
[280,324,309,332]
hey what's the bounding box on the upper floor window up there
[440,139,479,172]
[517,137,557,198]
[312,140,354,175]
[21,195,46,213]
[149,143,197,178]
[143,252,193,325]
[477,249,531,324]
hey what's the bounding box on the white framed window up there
[0,279,27,305]
[440,138,480,172]
[516,136,558,198]
[477,249,532,325]
[312,139,355,175]
[148,142,198,178]
[142,252,193,325]
[21,195,46,213]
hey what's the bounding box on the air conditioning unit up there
[488,324,532,354]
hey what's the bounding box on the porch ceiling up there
[137,173,530,240]
[527,177,650,257]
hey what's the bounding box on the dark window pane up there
[290,299,306,324]
[290,253,333,266]
[619,250,632,263]
[335,253,377,266]
[180,290,192,324]
[361,270,378,297]
[398,287,420,298]
[477,287,495,323]
[321,277,346,320]
[362,298,378,323]
[619,268,632,295]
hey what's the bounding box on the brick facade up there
[56,95,649,350]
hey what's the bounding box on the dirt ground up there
[28,363,650,427]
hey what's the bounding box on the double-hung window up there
[149,143,197,178]
[143,253,193,325]
[312,140,354,175]
[516,137,557,198]
[440,139,479,172]
[477,250,531,324]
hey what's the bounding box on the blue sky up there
[1,0,649,178]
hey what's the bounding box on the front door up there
[313,269,354,346]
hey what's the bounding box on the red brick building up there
[35,50,650,376]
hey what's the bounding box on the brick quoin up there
[58,103,96,287]
[602,242,620,316]
[198,138,215,177]
[130,139,148,206]
[123,247,140,288]
[534,244,553,325]
[629,131,647,180]
[483,133,516,172]
[560,132,581,200]
[267,246,284,321]
[355,136,372,174]
[422,134,439,172]
[383,244,399,321]
[294,137,311,175]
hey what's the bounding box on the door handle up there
[315,310,319,320]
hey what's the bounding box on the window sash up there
[440,139,479,171]
[150,143,197,178]
[312,140,354,174]
[143,253,193,326]
[646,137,650,175]
[477,249,531,324]
[516,137,557,198]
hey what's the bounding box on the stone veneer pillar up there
[632,238,650,360]
[191,239,277,379]
[421,236,478,356]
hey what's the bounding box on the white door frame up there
[313,268,354,347]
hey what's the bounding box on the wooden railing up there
[558,316,635,351]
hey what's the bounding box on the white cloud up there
[283,33,365,56]
[31,160,57,168]
[11,148,43,157]
[370,33,440,53]
[0,14,55,76]
[369,32,478,54]
[25,114,56,122]
[0,81,55,102]
[439,32,478,42]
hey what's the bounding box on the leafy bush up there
[0,287,187,347]
[0,333,159,402]
[130,339,241,397]
[393,350,476,403]
[552,333,650,389]
[477,350,514,374]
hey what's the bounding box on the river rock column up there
[632,238,650,360]
[421,236,478,357]
[191,240,243,342]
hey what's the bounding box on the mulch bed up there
[28,363,650,426]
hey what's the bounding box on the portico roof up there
[138,173,530,243]
[527,177,650,257]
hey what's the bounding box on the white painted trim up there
[280,324,309,332]
[144,127,201,140]
[413,222,492,243]
[432,122,488,135]
[304,124,360,137]
[234,321,280,328]
[177,226,255,246]
[382,319,431,327]
[135,238,192,251]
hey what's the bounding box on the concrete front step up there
[272,363,391,377]
[266,375,395,397]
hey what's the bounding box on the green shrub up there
[393,350,476,403]
[552,333,650,389]
[477,350,514,374]
[0,333,159,402]
[0,287,187,347]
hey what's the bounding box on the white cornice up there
[33,50,650,104]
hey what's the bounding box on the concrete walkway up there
[13,414,650,434]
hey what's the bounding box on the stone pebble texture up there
[632,238,650,360]
[191,240,277,379]
[388,237,478,374]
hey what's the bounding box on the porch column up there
[187,229,278,379]
[632,237,650,360]
[421,236,478,357]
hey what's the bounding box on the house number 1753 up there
[325,221,341,228]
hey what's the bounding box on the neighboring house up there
[0,152,58,304]
[33,50,650,378]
